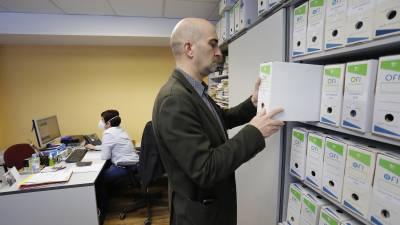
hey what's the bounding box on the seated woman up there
[85,109,139,224]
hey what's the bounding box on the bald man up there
[152,18,284,225]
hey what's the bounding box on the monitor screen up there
[32,115,61,147]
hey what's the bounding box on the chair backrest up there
[138,121,165,187]
[4,144,35,170]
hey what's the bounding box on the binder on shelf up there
[306,0,327,53]
[320,64,346,127]
[258,0,268,15]
[290,128,309,180]
[342,144,379,218]
[373,0,400,39]
[234,1,241,33]
[341,59,378,133]
[229,7,235,37]
[369,152,400,225]
[239,0,257,31]
[372,54,400,140]
[345,0,375,45]
[257,62,323,121]
[221,11,230,41]
[324,0,348,50]
[305,131,329,190]
[292,2,309,57]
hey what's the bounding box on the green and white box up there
[345,0,375,45]
[319,205,362,225]
[342,144,378,218]
[300,191,330,225]
[234,1,241,33]
[324,0,348,50]
[341,59,378,133]
[229,7,235,36]
[287,183,310,225]
[257,62,323,121]
[290,128,309,180]
[306,0,327,53]
[292,2,309,57]
[373,0,400,38]
[369,153,400,225]
[305,131,328,189]
[320,64,346,127]
[372,55,400,140]
[322,136,349,202]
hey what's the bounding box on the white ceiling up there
[0,0,219,20]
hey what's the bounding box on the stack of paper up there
[18,169,73,189]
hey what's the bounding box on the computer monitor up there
[32,115,61,148]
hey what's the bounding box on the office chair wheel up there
[119,213,126,220]
[144,219,152,225]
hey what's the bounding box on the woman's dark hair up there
[101,109,121,127]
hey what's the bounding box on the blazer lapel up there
[172,70,227,141]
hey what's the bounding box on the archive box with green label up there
[300,191,330,225]
[290,128,309,180]
[305,131,329,189]
[318,205,362,225]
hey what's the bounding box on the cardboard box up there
[234,1,241,33]
[320,64,346,127]
[305,131,328,189]
[292,2,309,57]
[257,62,323,121]
[341,59,378,133]
[342,144,378,218]
[306,0,327,53]
[300,191,330,225]
[322,136,349,202]
[372,54,400,140]
[239,0,258,31]
[290,128,309,180]
[345,0,375,45]
[287,183,310,225]
[324,0,348,50]
[369,152,400,225]
[373,0,400,38]
[319,205,362,225]
[229,7,235,36]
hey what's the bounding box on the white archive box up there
[257,62,323,121]
[319,205,362,225]
[221,11,230,41]
[234,1,241,33]
[287,183,310,225]
[239,0,257,31]
[229,7,235,36]
[258,0,268,15]
[372,54,400,140]
[268,0,280,8]
[320,64,346,127]
[345,0,375,45]
[373,0,400,38]
[216,21,221,43]
[219,0,236,15]
[290,128,309,180]
[342,144,379,218]
[321,136,349,202]
[369,152,400,225]
[305,131,329,190]
[306,0,327,53]
[300,191,330,225]
[341,59,378,133]
[324,0,348,50]
[292,2,309,57]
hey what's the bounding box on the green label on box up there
[349,149,371,166]
[295,5,306,15]
[291,187,301,201]
[348,64,368,76]
[309,135,322,148]
[303,197,316,214]
[321,211,338,225]
[327,141,344,156]
[379,158,400,176]
[381,59,400,72]
[325,68,341,78]
[293,130,304,142]
[260,64,271,75]
[311,0,324,8]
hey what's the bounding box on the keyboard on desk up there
[65,148,88,163]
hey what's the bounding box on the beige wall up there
[0,45,175,151]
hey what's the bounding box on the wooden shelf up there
[299,122,400,147]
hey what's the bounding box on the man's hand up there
[85,144,96,150]
[249,107,285,138]
[251,77,261,107]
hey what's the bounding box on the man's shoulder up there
[156,75,191,102]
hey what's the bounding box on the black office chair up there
[119,121,166,225]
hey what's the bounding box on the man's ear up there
[183,42,194,59]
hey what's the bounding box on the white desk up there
[0,151,106,225]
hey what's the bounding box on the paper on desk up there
[72,163,103,173]
[19,169,72,188]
